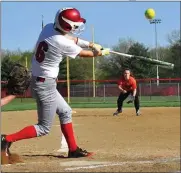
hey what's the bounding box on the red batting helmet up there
[54,7,86,35]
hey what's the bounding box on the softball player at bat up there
[113,69,141,116]
[1,7,110,158]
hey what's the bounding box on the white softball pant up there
[31,76,72,137]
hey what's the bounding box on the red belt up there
[36,77,45,82]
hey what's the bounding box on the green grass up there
[1,96,180,112]
[69,96,180,103]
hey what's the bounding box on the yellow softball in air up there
[145,8,155,19]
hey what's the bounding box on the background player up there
[1,7,110,158]
[113,69,141,116]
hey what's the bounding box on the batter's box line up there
[1,161,56,167]
[1,157,180,169]
[64,157,181,171]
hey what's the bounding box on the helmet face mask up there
[54,7,86,35]
[62,16,86,35]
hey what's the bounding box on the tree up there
[2,49,33,69]
[1,56,15,88]
[20,51,33,69]
[57,56,94,88]
[161,30,181,78]
[125,42,155,78]
[98,39,155,79]
[58,57,67,80]
[167,30,180,45]
[69,57,93,80]
[149,46,175,78]
[168,42,181,78]
[98,38,135,80]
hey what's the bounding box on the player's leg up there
[134,94,140,116]
[34,91,57,137]
[56,90,93,157]
[1,77,57,155]
[113,92,130,116]
[56,90,77,152]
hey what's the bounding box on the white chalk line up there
[1,160,106,167]
[2,161,56,167]
[65,157,181,171]
[2,157,180,171]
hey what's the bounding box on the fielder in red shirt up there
[113,69,140,116]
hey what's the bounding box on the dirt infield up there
[1,107,180,172]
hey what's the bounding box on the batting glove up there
[127,96,135,104]
[92,43,103,51]
[101,48,110,56]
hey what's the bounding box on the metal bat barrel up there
[110,50,174,69]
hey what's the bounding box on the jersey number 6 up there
[35,41,48,63]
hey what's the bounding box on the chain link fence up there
[1,79,181,104]
[64,82,180,103]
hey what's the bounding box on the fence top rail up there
[57,78,181,83]
[1,78,181,84]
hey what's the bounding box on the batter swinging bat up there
[110,50,174,69]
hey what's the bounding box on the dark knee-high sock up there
[134,96,140,112]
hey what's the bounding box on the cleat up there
[113,110,122,116]
[1,134,12,156]
[68,147,94,158]
[136,110,141,116]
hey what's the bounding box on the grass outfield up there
[1,96,180,111]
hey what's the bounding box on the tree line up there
[1,30,180,82]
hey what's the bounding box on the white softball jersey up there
[31,23,82,78]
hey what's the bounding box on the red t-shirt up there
[117,76,137,91]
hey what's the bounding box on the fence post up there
[139,83,141,101]
[84,81,86,97]
[72,86,74,97]
[149,79,152,101]
[103,84,106,103]
[88,82,91,100]
[178,83,180,101]
[95,85,97,98]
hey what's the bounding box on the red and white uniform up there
[32,23,82,78]
[4,8,93,157]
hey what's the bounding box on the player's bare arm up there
[78,48,110,58]
[118,85,127,93]
[65,35,109,58]
[1,95,16,107]
[132,79,137,97]
[65,35,102,50]
[132,88,137,97]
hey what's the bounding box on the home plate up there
[57,148,68,153]
[60,160,110,167]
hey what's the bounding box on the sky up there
[1,1,180,51]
